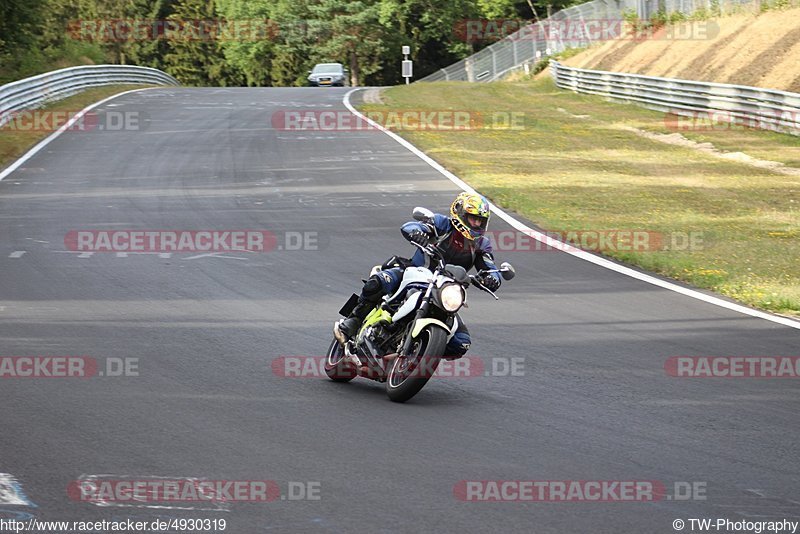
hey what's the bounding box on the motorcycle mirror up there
[412,206,434,223]
[500,262,516,280]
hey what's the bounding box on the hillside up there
[561,6,800,92]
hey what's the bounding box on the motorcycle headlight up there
[440,283,464,312]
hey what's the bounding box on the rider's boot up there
[334,276,385,345]
[334,298,376,344]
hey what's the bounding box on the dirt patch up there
[361,87,385,104]
[592,40,643,72]
[562,7,800,92]
[619,126,800,176]
[727,26,800,87]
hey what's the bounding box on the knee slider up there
[446,331,471,357]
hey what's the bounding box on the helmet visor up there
[465,214,488,235]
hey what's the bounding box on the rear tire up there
[385,326,446,403]
[324,338,357,382]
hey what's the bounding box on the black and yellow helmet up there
[450,192,491,241]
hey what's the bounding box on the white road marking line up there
[9,251,26,258]
[0,88,156,183]
[54,251,95,258]
[117,252,172,258]
[184,252,247,261]
[343,88,800,331]
[0,474,37,506]
[74,474,229,512]
[143,127,274,135]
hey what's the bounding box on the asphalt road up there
[0,86,798,534]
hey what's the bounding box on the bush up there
[529,47,587,77]
[0,40,106,84]
[649,9,669,29]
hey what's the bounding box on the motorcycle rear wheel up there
[324,338,357,382]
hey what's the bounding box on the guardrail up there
[550,61,800,135]
[0,65,179,127]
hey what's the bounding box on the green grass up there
[0,85,149,169]
[359,78,800,317]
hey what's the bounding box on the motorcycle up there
[325,207,515,402]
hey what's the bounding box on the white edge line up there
[0,87,156,182]
[343,88,800,331]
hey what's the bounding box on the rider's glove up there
[407,229,430,246]
[480,274,501,291]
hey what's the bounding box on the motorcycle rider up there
[334,192,502,357]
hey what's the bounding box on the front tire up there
[324,338,356,382]
[385,326,446,403]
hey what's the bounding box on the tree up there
[215,0,275,86]
[376,0,481,83]
[305,0,386,87]
[0,0,48,81]
[163,0,237,86]
[1,0,592,87]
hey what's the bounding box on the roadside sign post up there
[402,45,412,85]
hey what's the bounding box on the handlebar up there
[411,240,501,299]
[410,239,443,263]
[469,271,500,300]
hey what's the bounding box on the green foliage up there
[306,0,386,85]
[529,46,586,75]
[621,8,646,33]
[668,10,688,22]
[0,0,48,82]
[4,0,715,87]
[689,6,710,19]
[476,0,518,18]
[163,0,233,86]
[649,9,668,29]
[215,0,275,86]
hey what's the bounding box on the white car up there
[307,63,348,87]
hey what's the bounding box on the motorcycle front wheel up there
[385,326,446,403]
